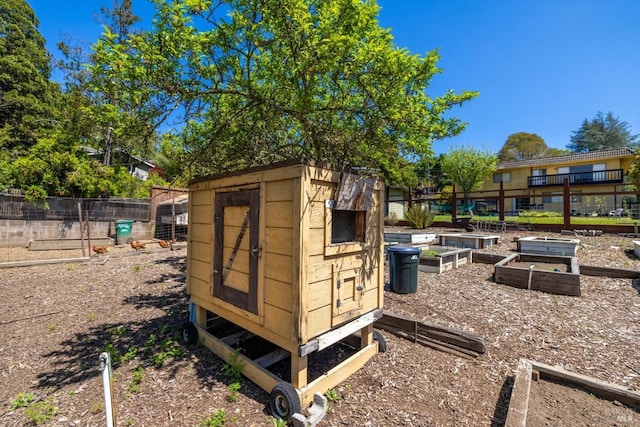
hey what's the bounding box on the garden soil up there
[1,229,639,426]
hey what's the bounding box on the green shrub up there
[404,204,435,229]
[384,212,399,226]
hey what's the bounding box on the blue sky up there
[28,0,640,156]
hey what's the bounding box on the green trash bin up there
[115,220,134,245]
[387,246,421,294]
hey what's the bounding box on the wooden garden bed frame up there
[505,359,640,427]
[438,233,500,249]
[418,247,472,273]
[494,253,580,296]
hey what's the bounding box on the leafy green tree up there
[56,0,158,168]
[0,0,60,152]
[497,132,568,161]
[567,111,638,153]
[9,131,117,201]
[439,146,498,198]
[89,0,478,182]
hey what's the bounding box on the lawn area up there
[433,213,638,226]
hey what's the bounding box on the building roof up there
[497,147,636,170]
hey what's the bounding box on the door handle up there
[251,244,261,258]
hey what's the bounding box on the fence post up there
[563,177,570,229]
[499,181,505,221]
[452,184,457,219]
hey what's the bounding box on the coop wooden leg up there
[194,305,208,329]
[360,323,373,348]
[290,353,308,389]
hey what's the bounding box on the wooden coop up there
[182,159,385,420]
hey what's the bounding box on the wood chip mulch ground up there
[0,228,639,426]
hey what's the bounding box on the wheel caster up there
[181,322,198,345]
[373,330,387,353]
[269,381,301,421]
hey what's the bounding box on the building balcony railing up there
[527,169,624,187]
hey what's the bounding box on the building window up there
[493,172,511,183]
[542,192,562,203]
[570,191,582,203]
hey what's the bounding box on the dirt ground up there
[1,228,639,426]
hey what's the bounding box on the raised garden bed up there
[517,236,580,256]
[418,247,472,274]
[506,359,640,427]
[438,233,500,249]
[494,253,580,296]
[384,231,436,244]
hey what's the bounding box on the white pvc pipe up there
[99,352,115,427]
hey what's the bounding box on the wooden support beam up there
[506,358,640,426]
[528,360,640,409]
[471,252,507,265]
[505,359,532,427]
[374,310,486,356]
[579,265,640,278]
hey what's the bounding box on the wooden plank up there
[378,323,478,359]
[472,252,507,264]
[189,295,294,352]
[294,174,307,346]
[189,223,212,242]
[307,228,325,256]
[264,278,293,311]
[190,204,211,223]
[580,264,640,278]
[189,241,212,263]
[504,359,532,427]
[190,258,212,284]
[375,310,486,355]
[305,305,332,339]
[307,278,332,312]
[416,324,486,354]
[264,302,293,341]
[290,353,308,389]
[265,227,294,256]
[306,254,330,284]
[311,310,381,355]
[190,189,212,206]
[254,348,290,368]
[298,342,378,407]
[194,323,281,394]
[265,179,294,202]
[308,201,326,230]
[264,252,293,284]
[527,359,640,408]
[265,200,294,228]
[494,266,581,296]
[0,257,90,269]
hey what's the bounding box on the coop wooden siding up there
[187,188,214,296]
[260,179,296,341]
[301,178,385,341]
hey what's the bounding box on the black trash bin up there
[387,246,421,294]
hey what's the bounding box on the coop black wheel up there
[269,382,301,421]
[181,322,198,345]
[373,330,387,353]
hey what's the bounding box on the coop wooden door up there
[213,188,260,314]
[331,265,364,326]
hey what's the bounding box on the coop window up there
[324,173,375,256]
[331,209,366,244]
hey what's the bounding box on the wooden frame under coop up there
[181,159,386,421]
